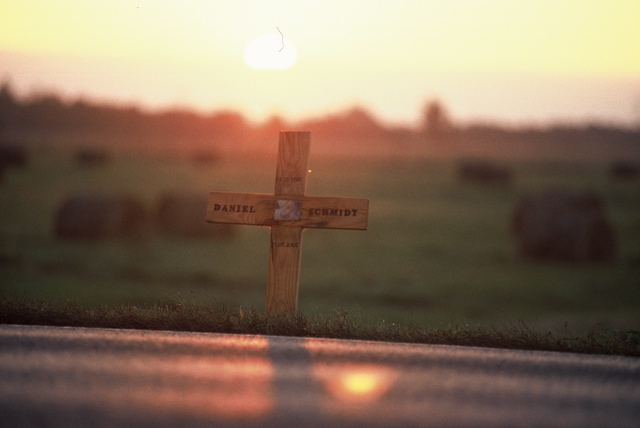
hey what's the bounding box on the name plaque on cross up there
[206,131,369,314]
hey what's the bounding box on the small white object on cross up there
[206,131,369,314]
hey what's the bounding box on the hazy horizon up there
[2,1,640,127]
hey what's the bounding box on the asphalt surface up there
[0,324,639,427]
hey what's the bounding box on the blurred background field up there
[1,145,639,335]
[2,2,640,346]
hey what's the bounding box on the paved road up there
[0,325,638,427]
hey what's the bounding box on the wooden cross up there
[206,131,369,314]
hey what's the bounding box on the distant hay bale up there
[458,160,512,185]
[610,161,639,180]
[191,152,219,166]
[0,143,28,168]
[156,192,237,239]
[511,189,617,263]
[54,194,150,241]
[75,149,110,166]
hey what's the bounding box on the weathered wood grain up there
[266,226,303,313]
[266,132,310,313]
[275,131,310,196]
[206,131,369,314]
[206,192,368,230]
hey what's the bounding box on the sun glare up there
[314,364,397,403]
[243,34,297,70]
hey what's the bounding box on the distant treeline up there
[1,82,638,159]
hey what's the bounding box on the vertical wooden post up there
[207,130,368,314]
[265,132,311,314]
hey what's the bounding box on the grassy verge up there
[1,297,638,357]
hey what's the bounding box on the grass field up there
[1,147,639,335]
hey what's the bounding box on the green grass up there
[1,149,640,338]
[2,297,639,357]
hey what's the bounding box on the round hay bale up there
[54,194,150,241]
[511,189,617,263]
[0,143,28,168]
[156,192,237,239]
[610,161,639,180]
[191,152,219,166]
[458,160,512,185]
[75,149,110,166]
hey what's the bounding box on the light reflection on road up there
[3,326,639,427]
[2,330,402,423]
[132,335,276,420]
[302,337,399,421]
[313,363,397,403]
[0,328,278,422]
[136,354,274,420]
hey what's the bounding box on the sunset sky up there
[1,0,639,127]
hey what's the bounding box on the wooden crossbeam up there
[206,131,369,313]
[206,192,368,230]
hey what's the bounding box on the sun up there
[243,34,297,70]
